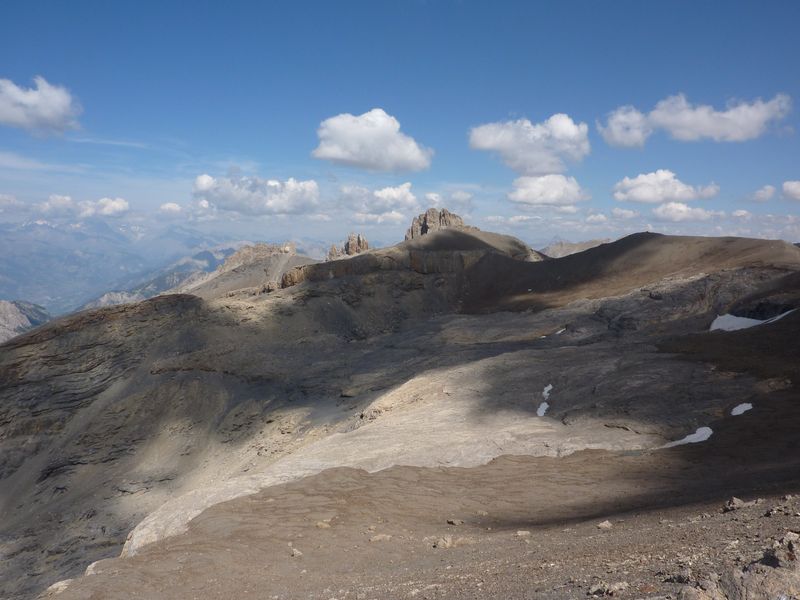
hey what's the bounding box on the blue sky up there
[1,0,799,245]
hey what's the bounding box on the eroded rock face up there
[405,208,474,240]
[327,234,369,261]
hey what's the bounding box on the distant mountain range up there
[0,300,51,343]
[539,238,611,258]
[0,220,247,314]
[80,247,241,309]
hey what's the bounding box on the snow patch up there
[542,384,553,400]
[662,427,713,448]
[555,328,566,335]
[536,402,549,417]
[710,309,796,332]
[731,403,753,416]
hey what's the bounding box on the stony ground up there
[46,451,800,599]
[2,231,800,599]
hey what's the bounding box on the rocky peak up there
[327,233,369,261]
[404,208,473,241]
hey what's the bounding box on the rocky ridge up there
[2,215,800,599]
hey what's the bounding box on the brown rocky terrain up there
[1,218,800,599]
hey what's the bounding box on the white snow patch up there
[731,403,753,416]
[542,384,553,400]
[555,328,566,335]
[662,426,713,448]
[710,309,796,332]
[536,402,550,417]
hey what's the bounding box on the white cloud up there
[485,214,543,226]
[424,189,473,213]
[194,174,215,192]
[753,184,776,202]
[598,93,791,147]
[652,202,723,222]
[353,210,405,224]
[597,106,651,147]
[732,209,751,219]
[38,194,77,216]
[650,94,791,142]
[586,213,608,224]
[611,207,638,219]
[469,113,590,175]
[342,181,417,211]
[508,174,589,212]
[159,202,183,214]
[92,197,129,217]
[192,174,319,216]
[36,194,129,218]
[613,169,719,203]
[783,181,800,201]
[312,108,432,172]
[0,76,81,133]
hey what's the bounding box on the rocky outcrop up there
[405,208,475,240]
[217,243,296,274]
[327,233,369,261]
[0,300,50,343]
[679,532,800,599]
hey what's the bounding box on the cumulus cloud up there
[469,113,590,175]
[612,170,719,203]
[596,106,652,147]
[652,202,723,222]
[36,194,129,218]
[611,207,639,219]
[0,76,81,133]
[312,108,432,172]
[753,184,776,202]
[732,209,752,219]
[586,213,608,224]
[508,174,590,211]
[92,197,129,217]
[783,181,800,201]
[159,202,183,214]
[424,189,474,213]
[353,210,405,224]
[598,93,791,147]
[192,174,319,216]
[342,182,419,224]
